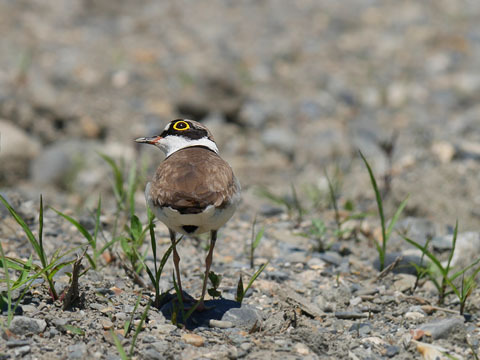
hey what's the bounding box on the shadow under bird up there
[135,119,241,310]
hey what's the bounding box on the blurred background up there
[1,0,480,228]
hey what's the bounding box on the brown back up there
[149,147,238,213]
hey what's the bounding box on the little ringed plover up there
[135,119,241,309]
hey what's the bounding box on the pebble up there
[261,127,296,156]
[392,274,417,292]
[349,323,371,336]
[14,345,31,357]
[335,311,367,319]
[404,312,425,320]
[67,342,88,359]
[209,319,234,329]
[182,333,205,347]
[222,304,262,330]
[294,343,310,355]
[431,141,455,163]
[9,316,47,335]
[0,120,41,159]
[418,317,465,340]
[101,319,114,330]
[6,340,30,348]
[142,348,163,360]
[385,345,399,357]
[373,252,424,275]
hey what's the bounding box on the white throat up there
[156,135,219,157]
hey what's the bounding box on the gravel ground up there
[1,1,480,359]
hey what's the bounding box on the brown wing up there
[149,147,239,213]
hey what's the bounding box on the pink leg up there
[198,230,217,309]
[169,229,183,297]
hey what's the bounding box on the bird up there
[135,119,241,310]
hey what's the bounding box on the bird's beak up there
[135,136,162,145]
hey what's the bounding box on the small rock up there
[182,333,204,347]
[431,141,455,163]
[261,127,296,156]
[14,345,31,357]
[385,345,400,357]
[209,320,234,329]
[142,348,163,360]
[414,341,449,360]
[101,319,114,330]
[349,323,371,336]
[222,305,263,330]
[335,311,367,319]
[349,297,362,306]
[318,251,343,267]
[404,312,425,320]
[9,316,47,335]
[418,317,465,340]
[6,340,30,348]
[393,274,417,292]
[0,120,41,159]
[67,342,87,359]
[373,252,424,275]
[294,343,310,355]
[448,232,480,269]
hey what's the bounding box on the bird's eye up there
[173,121,190,131]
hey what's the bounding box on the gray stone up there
[238,100,271,128]
[9,316,47,335]
[14,345,31,357]
[222,305,262,330]
[448,232,480,269]
[6,340,30,348]
[419,317,465,340]
[67,342,87,359]
[318,251,343,266]
[142,348,163,360]
[30,140,82,185]
[209,319,234,328]
[0,120,41,159]
[386,345,400,357]
[395,217,446,247]
[335,311,367,320]
[373,252,424,275]
[261,127,296,156]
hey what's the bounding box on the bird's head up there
[135,119,218,157]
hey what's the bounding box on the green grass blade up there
[125,295,142,336]
[243,262,268,300]
[110,329,129,360]
[252,227,264,250]
[52,208,94,245]
[129,300,151,357]
[235,275,244,303]
[0,241,13,324]
[445,220,458,276]
[127,162,137,218]
[0,194,43,264]
[99,153,125,206]
[38,195,46,267]
[93,196,102,247]
[449,257,480,282]
[403,235,446,275]
[386,196,409,239]
[359,151,387,249]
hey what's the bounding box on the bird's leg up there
[197,230,217,310]
[169,229,184,299]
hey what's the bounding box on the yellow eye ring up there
[173,121,190,131]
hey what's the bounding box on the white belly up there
[145,182,239,235]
